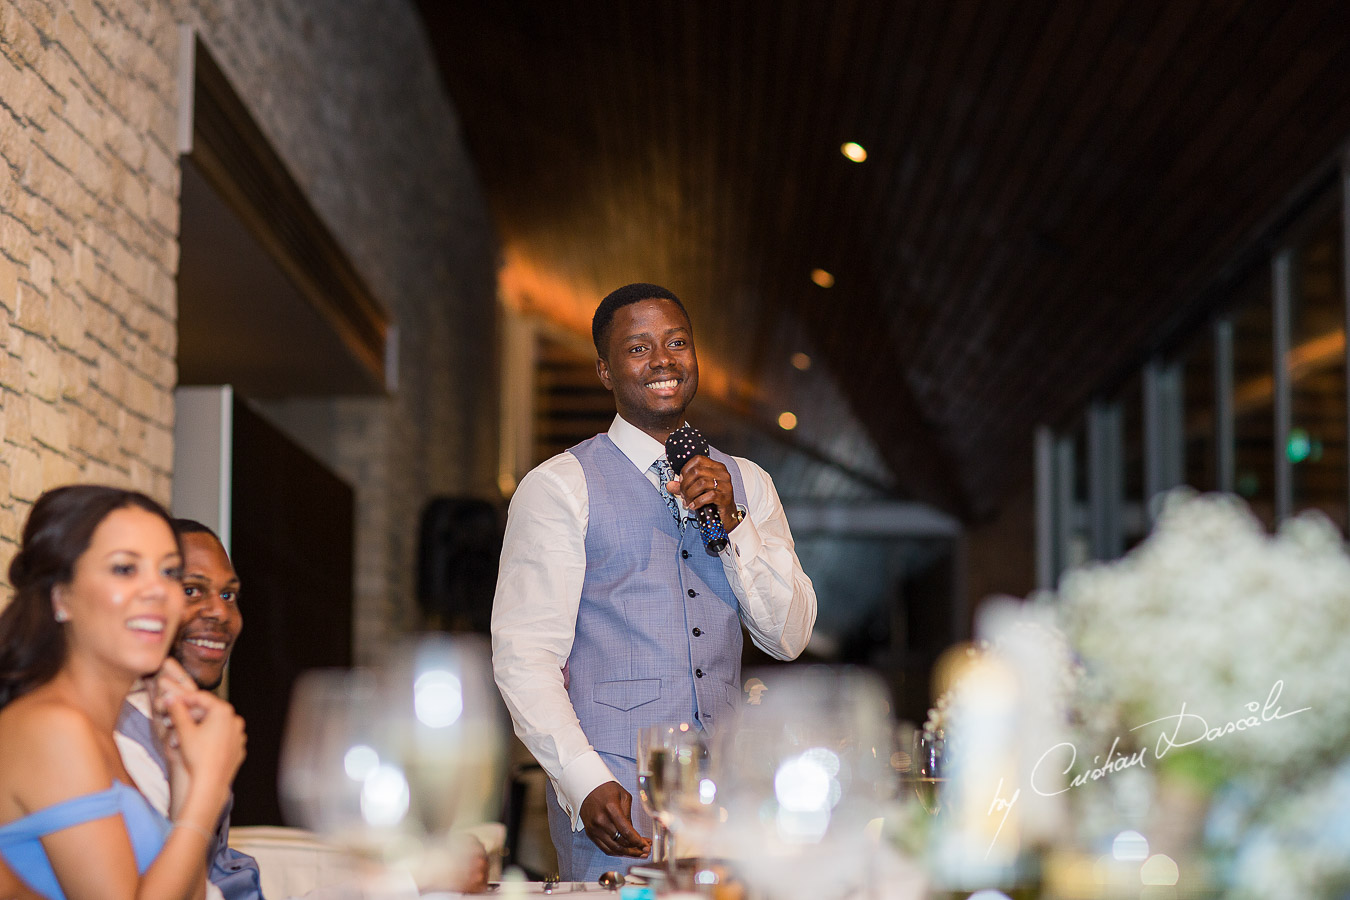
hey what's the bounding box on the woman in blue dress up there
[0,485,248,900]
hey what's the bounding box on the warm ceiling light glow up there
[790,352,811,371]
[841,141,867,162]
[778,411,798,431]
[810,268,835,288]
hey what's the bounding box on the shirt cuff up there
[558,750,618,831]
[723,511,764,565]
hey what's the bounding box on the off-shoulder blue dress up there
[0,781,169,900]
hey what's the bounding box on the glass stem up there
[652,822,668,865]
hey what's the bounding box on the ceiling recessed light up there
[810,268,835,288]
[841,142,867,163]
[778,411,798,431]
[790,352,811,371]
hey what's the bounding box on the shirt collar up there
[608,414,681,472]
[125,681,152,716]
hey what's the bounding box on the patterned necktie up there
[650,457,683,528]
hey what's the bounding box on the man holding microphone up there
[492,283,816,881]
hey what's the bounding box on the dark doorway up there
[227,397,355,825]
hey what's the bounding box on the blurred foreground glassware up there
[380,634,505,887]
[912,726,948,815]
[656,725,720,872]
[279,634,506,890]
[719,666,893,900]
[278,668,420,866]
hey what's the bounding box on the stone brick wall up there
[0,0,181,582]
[0,0,500,659]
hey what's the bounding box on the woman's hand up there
[164,688,246,784]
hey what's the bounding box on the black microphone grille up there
[664,425,709,471]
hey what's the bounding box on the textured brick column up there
[0,0,180,587]
[0,0,500,654]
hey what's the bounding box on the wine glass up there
[377,634,506,888]
[656,725,721,880]
[637,723,687,865]
[279,636,505,891]
[718,666,893,900]
[912,726,948,815]
[278,668,421,868]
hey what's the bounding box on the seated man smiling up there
[116,520,493,897]
[115,519,262,900]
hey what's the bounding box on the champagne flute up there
[912,726,948,815]
[637,722,690,865]
[656,726,721,881]
[636,725,670,864]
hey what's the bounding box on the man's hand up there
[579,782,650,858]
[668,455,741,533]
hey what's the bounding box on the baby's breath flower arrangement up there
[1053,490,1350,896]
[908,492,1350,895]
[1057,490,1350,786]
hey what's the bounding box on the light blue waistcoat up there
[567,434,746,758]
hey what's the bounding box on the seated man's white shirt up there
[114,688,171,813]
[115,685,227,900]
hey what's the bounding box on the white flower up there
[1055,491,1350,784]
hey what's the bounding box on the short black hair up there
[171,518,221,543]
[592,283,689,357]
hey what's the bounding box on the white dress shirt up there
[491,414,817,829]
[115,686,228,900]
[114,688,172,815]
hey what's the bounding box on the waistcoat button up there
[681,550,689,559]
[695,668,704,678]
[687,588,696,598]
[692,627,702,637]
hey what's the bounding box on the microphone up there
[665,425,729,553]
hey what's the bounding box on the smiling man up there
[172,521,243,691]
[116,520,261,900]
[491,283,817,881]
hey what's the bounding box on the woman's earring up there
[54,608,69,623]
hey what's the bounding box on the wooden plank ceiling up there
[416,0,1350,520]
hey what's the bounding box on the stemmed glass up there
[277,668,422,881]
[636,723,686,865]
[379,634,505,886]
[278,635,505,890]
[717,666,893,900]
[655,726,720,880]
[912,726,948,815]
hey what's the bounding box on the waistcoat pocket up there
[593,678,662,711]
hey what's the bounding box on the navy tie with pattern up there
[651,457,683,528]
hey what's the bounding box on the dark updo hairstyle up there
[0,484,179,709]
